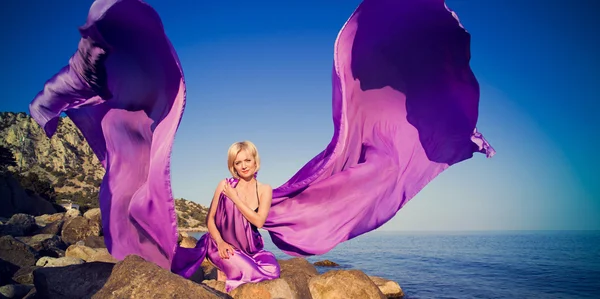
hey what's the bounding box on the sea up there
[190,230,600,299]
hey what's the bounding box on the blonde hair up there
[227,141,261,178]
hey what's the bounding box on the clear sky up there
[0,0,598,231]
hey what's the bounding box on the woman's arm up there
[206,179,227,244]
[225,183,273,229]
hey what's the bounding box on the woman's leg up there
[206,247,280,292]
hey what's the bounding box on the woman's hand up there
[217,240,235,259]
[222,181,239,202]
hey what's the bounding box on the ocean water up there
[190,230,600,298]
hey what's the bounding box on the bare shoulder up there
[214,179,227,193]
[257,182,273,194]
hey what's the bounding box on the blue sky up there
[0,0,598,231]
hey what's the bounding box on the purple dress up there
[29,0,495,292]
[172,178,279,292]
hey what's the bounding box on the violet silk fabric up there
[172,178,280,292]
[29,0,495,285]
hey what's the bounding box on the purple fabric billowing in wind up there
[29,0,184,269]
[172,178,279,292]
[29,0,495,290]
[262,0,495,257]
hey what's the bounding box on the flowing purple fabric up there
[262,0,495,256]
[172,178,279,292]
[29,0,184,269]
[29,0,495,291]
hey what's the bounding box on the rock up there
[34,213,64,227]
[64,209,81,219]
[313,259,340,267]
[0,235,39,268]
[308,270,386,299]
[369,276,404,298]
[0,284,34,299]
[82,236,106,248]
[24,234,67,257]
[3,214,38,237]
[1,258,19,285]
[83,208,102,229]
[65,244,117,263]
[60,216,101,244]
[36,256,85,267]
[34,219,64,236]
[33,261,114,299]
[180,236,198,248]
[230,279,294,299]
[279,258,320,299]
[0,175,57,218]
[93,255,231,299]
[12,266,40,284]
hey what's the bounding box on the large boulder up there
[93,255,231,299]
[203,258,320,299]
[33,262,114,299]
[308,270,387,299]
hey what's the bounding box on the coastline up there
[178,227,208,233]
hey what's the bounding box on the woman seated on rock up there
[203,141,279,291]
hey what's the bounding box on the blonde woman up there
[184,141,280,291]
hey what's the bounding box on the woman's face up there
[234,150,256,179]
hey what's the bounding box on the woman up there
[204,141,280,290]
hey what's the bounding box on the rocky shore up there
[1,209,404,299]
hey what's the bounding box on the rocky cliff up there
[0,112,207,230]
[0,112,103,208]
